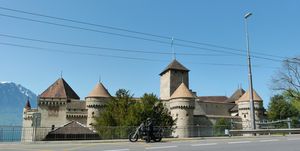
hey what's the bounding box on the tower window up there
[244,114,246,118]
[92,112,95,118]
[186,113,189,116]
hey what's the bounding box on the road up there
[1,135,300,151]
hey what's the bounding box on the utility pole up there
[244,12,256,130]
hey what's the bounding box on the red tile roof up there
[160,59,189,75]
[237,89,263,102]
[171,83,194,99]
[25,99,31,109]
[39,78,80,100]
[226,88,245,103]
[197,96,228,103]
[48,121,97,135]
[86,82,111,98]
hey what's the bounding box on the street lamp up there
[244,12,256,130]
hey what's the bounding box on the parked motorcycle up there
[129,123,162,142]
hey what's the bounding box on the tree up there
[267,94,299,121]
[94,89,175,138]
[272,57,300,100]
[95,89,136,127]
[213,118,231,136]
[139,93,175,127]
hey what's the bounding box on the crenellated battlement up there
[170,105,195,110]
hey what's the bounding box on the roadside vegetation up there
[268,56,300,127]
[94,89,175,138]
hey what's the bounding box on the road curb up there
[2,134,299,145]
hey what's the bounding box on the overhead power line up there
[0,12,243,59]
[0,33,282,62]
[0,13,170,45]
[0,6,171,39]
[0,41,277,69]
[0,9,281,62]
[0,42,165,62]
[173,42,282,62]
[0,33,231,57]
[173,38,284,59]
[0,6,285,59]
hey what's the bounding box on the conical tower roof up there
[39,78,80,99]
[237,89,263,102]
[86,82,111,98]
[24,99,31,109]
[227,88,245,103]
[171,83,194,99]
[160,59,189,75]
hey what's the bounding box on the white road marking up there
[259,139,279,142]
[145,145,177,150]
[228,141,251,144]
[104,149,130,151]
[191,143,217,146]
[287,138,300,141]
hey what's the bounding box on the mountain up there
[0,82,37,125]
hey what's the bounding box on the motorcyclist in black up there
[146,118,154,142]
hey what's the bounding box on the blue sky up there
[0,0,299,108]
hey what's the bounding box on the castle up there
[22,59,265,141]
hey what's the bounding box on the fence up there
[0,126,22,142]
[229,128,300,136]
[0,125,233,142]
[4,124,293,142]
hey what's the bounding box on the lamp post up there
[244,12,256,130]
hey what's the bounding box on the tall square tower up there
[160,59,189,100]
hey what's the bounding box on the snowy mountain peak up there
[0,81,13,84]
[0,82,37,125]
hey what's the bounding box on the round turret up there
[169,83,195,138]
[24,99,31,112]
[85,82,111,128]
[237,89,264,130]
[23,99,33,120]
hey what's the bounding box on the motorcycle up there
[128,124,163,142]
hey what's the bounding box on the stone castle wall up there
[238,101,264,129]
[194,101,235,116]
[86,97,109,128]
[170,98,195,138]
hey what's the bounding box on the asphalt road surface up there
[1,135,300,151]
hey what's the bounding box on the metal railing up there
[229,118,300,136]
[3,122,297,142]
[229,128,300,136]
[0,125,233,142]
[0,126,22,142]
